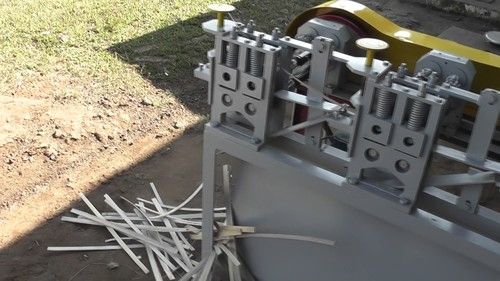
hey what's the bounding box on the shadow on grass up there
[0,1,323,280]
[108,0,323,115]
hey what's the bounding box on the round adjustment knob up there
[208,3,236,30]
[355,38,389,67]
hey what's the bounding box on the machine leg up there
[201,135,217,258]
[222,165,243,281]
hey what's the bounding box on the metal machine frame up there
[195,10,500,280]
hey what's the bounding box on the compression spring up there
[374,89,396,119]
[407,99,429,131]
[374,74,395,119]
[226,26,239,68]
[226,43,239,68]
[249,34,264,77]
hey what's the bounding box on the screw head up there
[272,27,280,40]
[284,36,291,41]
[395,159,410,173]
[397,63,407,78]
[383,73,393,87]
[487,93,497,105]
[246,20,255,33]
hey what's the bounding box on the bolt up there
[383,60,389,66]
[198,63,204,70]
[445,74,461,87]
[487,93,497,105]
[398,160,410,170]
[244,39,251,44]
[271,27,280,40]
[230,25,238,39]
[222,94,232,104]
[418,82,427,97]
[284,36,291,41]
[397,63,407,78]
[256,33,265,48]
[403,88,409,93]
[442,82,451,89]
[399,197,411,205]
[383,73,393,87]
[246,20,255,33]
[347,177,360,185]
[428,71,439,88]
[208,3,236,31]
[367,148,379,159]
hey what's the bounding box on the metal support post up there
[304,37,335,148]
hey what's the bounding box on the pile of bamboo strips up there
[48,178,336,280]
[48,183,233,281]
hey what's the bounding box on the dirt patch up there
[0,71,203,247]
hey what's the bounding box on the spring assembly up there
[249,34,264,77]
[374,74,395,119]
[226,26,239,68]
[226,44,239,68]
[375,90,396,119]
[407,99,429,131]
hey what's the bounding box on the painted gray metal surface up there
[201,125,500,277]
[231,162,500,281]
[195,16,500,280]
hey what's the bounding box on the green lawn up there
[0,0,321,99]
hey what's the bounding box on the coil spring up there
[226,43,239,68]
[407,100,429,131]
[249,49,263,77]
[374,90,396,119]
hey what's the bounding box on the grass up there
[0,0,322,100]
